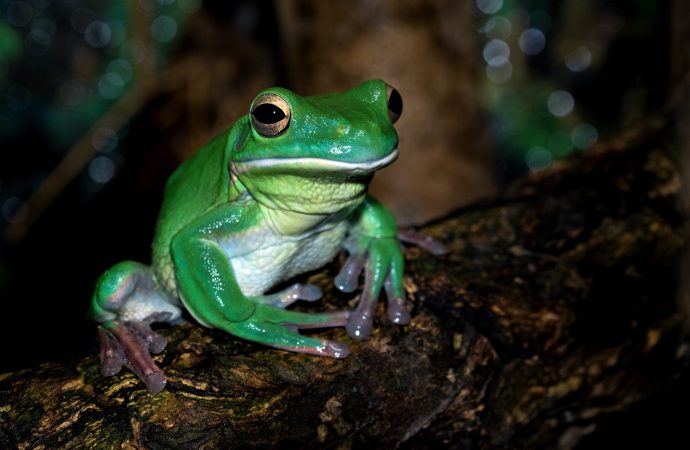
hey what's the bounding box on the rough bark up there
[0,115,687,449]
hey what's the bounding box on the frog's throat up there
[241,174,370,229]
[231,148,399,175]
[257,203,353,236]
[230,150,398,234]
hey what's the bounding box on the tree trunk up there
[276,0,497,224]
[0,115,687,449]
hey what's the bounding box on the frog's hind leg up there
[91,261,181,393]
[227,309,352,359]
[224,304,351,357]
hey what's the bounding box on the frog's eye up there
[250,93,291,137]
[386,84,403,124]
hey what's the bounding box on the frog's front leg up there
[91,261,182,393]
[337,195,408,340]
[338,197,448,340]
[171,203,351,359]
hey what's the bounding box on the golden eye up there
[250,93,291,136]
[386,84,403,124]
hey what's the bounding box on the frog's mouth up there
[232,148,398,177]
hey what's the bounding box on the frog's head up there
[229,79,402,214]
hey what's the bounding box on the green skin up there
[91,80,419,393]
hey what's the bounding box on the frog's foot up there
[384,276,410,325]
[398,228,448,255]
[258,283,322,308]
[336,253,408,329]
[336,236,408,340]
[91,261,182,393]
[98,313,170,394]
[344,263,409,341]
[337,229,446,340]
[335,254,366,293]
[229,305,351,358]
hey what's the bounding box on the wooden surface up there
[0,116,687,449]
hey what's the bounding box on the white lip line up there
[235,148,399,172]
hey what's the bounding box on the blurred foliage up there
[0,0,199,148]
[475,0,667,177]
[0,19,22,59]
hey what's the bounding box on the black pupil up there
[388,89,403,116]
[252,103,286,124]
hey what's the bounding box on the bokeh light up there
[483,39,510,67]
[1,196,28,223]
[547,90,574,117]
[88,156,116,183]
[108,58,133,84]
[565,46,592,72]
[98,72,124,99]
[91,127,118,153]
[482,16,512,40]
[518,28,545,56]
[151,15,177,43]
[84,20,112,48]
[571,123,598,149]
[525,146,553,172]
[476,0,503,15]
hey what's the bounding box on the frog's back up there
[151,127,240,294]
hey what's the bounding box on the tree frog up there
[90,80,444,393]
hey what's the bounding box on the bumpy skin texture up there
[91,80,435,393]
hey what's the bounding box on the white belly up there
[224,222,348,296]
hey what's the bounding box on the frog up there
[90,79,445,393]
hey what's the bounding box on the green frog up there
[91,80,444,393]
